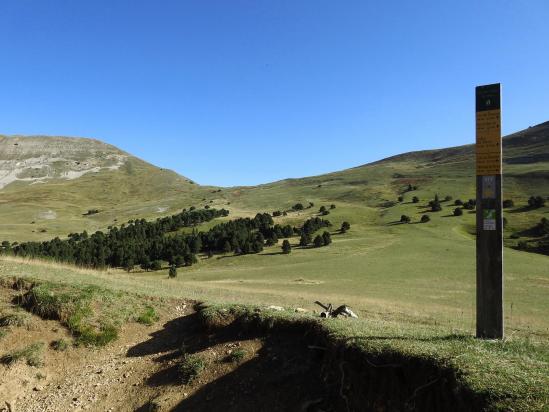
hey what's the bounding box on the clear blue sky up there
[1,1,548,186]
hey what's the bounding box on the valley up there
[1,122,548,411]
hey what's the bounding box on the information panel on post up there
[475,83,503,339]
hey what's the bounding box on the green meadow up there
[1,125,549,409]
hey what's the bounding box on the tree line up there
[2,209,337,271]
[5,208,229,270]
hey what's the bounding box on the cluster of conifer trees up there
[4,208,335,270]
[8,208,229,270]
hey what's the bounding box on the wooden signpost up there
[475,83,503,339]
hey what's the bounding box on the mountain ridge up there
[1,121,548,242]
[2,119,549,189]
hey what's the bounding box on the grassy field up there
[2,123,548,338]
[1,124,548,409]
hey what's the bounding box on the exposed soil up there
[0,286,334,412]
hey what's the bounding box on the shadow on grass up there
[216,254,243,260]
[343,333,472,344]
[507,206,533,214]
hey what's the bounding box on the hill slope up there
[0,135,214,241]
[1,122,548,242]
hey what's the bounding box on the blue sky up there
[1,1,548,186]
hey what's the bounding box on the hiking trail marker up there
[475,83,504,339]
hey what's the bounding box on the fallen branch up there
[315,301,358,319]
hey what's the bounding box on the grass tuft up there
[12,278,156,347]
[225,348,246,363]
[136,306,159,325]
[178,354,205,384]
[0,311,31,327]
[50,338,69,351]
[1,342,44,367]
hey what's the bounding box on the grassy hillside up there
[0,135,216,241]
[1,123,548,409]
[1,123,548,337]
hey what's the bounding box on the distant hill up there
[1,122,548,241]
[0,135,214,241]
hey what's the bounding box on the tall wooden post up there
[475,83,504,339]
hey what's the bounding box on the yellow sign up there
[476,109,501,175]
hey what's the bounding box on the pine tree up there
[169,265,177,278]
[282,240,291,254]
[322,231,331,245]
[313,235,324,247]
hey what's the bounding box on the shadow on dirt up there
[129,311,489,412]
[128,312,336,412]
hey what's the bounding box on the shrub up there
[454,208,463,216]
[169,265,177,278]
[412,196,419,203]
[225,348,246,363]
[272,210,282,217]
[420,215,430,223]
[330,204,336,209]
[444,195,452,202]
[50,339,69,351]
[528,196,545,209]
[463,199,476,210]
[517,241,528,250]
[282,240,291,254]
[150,260,162,271]
[429,200,442,212]
[321,210,330,216]
[179,354,205,384]
[454,199,463,206]
[292,203,304,211]
[400,215,411,223]
[319,206,327,213]
[340,221,351,233]
[502,199,514,208]
[397,196,404,202]
[137,306,159,325]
